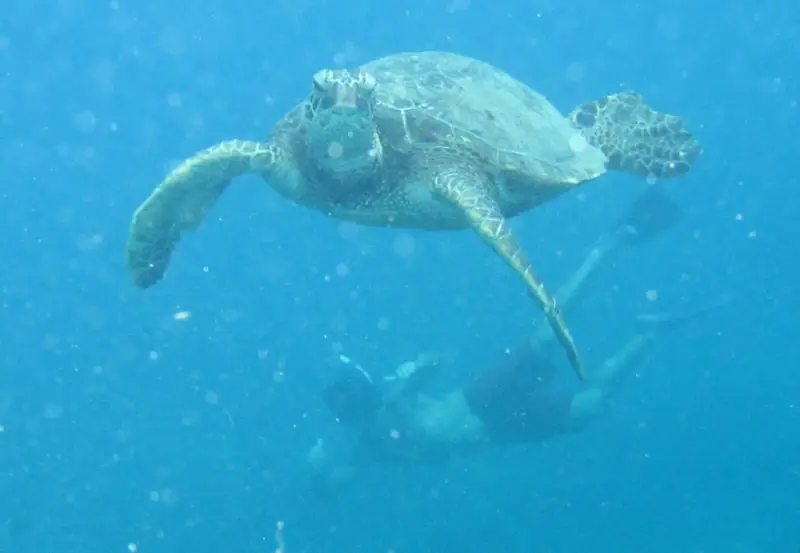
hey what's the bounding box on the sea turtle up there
[125,51,701,380]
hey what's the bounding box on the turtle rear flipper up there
[126,139,284,288]
[430,163,585,381]
[567,92,702,180]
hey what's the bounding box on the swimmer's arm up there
[334,349,440,406]
[383,351,441,400]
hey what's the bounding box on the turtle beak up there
[333,84,358,109]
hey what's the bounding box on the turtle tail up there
[567,92,702,180]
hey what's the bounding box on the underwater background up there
[0,0,798,552]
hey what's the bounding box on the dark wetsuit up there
[462,341,574,444]
[323,341,575,446]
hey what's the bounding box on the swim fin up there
[615,185,684,245]
[636,296,731,332]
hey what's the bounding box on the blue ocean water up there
[1,0,798,552]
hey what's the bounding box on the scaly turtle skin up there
[126,51,702,380]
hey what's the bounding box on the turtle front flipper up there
[432,167,585,381]
[126,139,285,288]
[567,92,702,180]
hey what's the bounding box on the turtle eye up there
[360,74,377,93]
[318,96,336,110]
[312,71,331,93]
[309,95,335,113]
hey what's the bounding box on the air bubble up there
[204,391,219,405]
[335,263,350,277]
[393,234,416,258]
[565,62,585,83]
[73,110,97,133]
[568,133,589,153]
[167,93,182,108]
[327,142,344,159]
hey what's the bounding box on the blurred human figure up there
[308,187,721,497]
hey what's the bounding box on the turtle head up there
[305,68,383,179]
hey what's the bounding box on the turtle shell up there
[359,51,609,186]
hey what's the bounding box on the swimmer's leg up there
[567,297,728,428]
[567,332,655,428]
[459,330,655,444]
[529,186,684,351]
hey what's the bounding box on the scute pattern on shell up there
[358,51,609,187]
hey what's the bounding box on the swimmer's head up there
[323,374,382,428]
